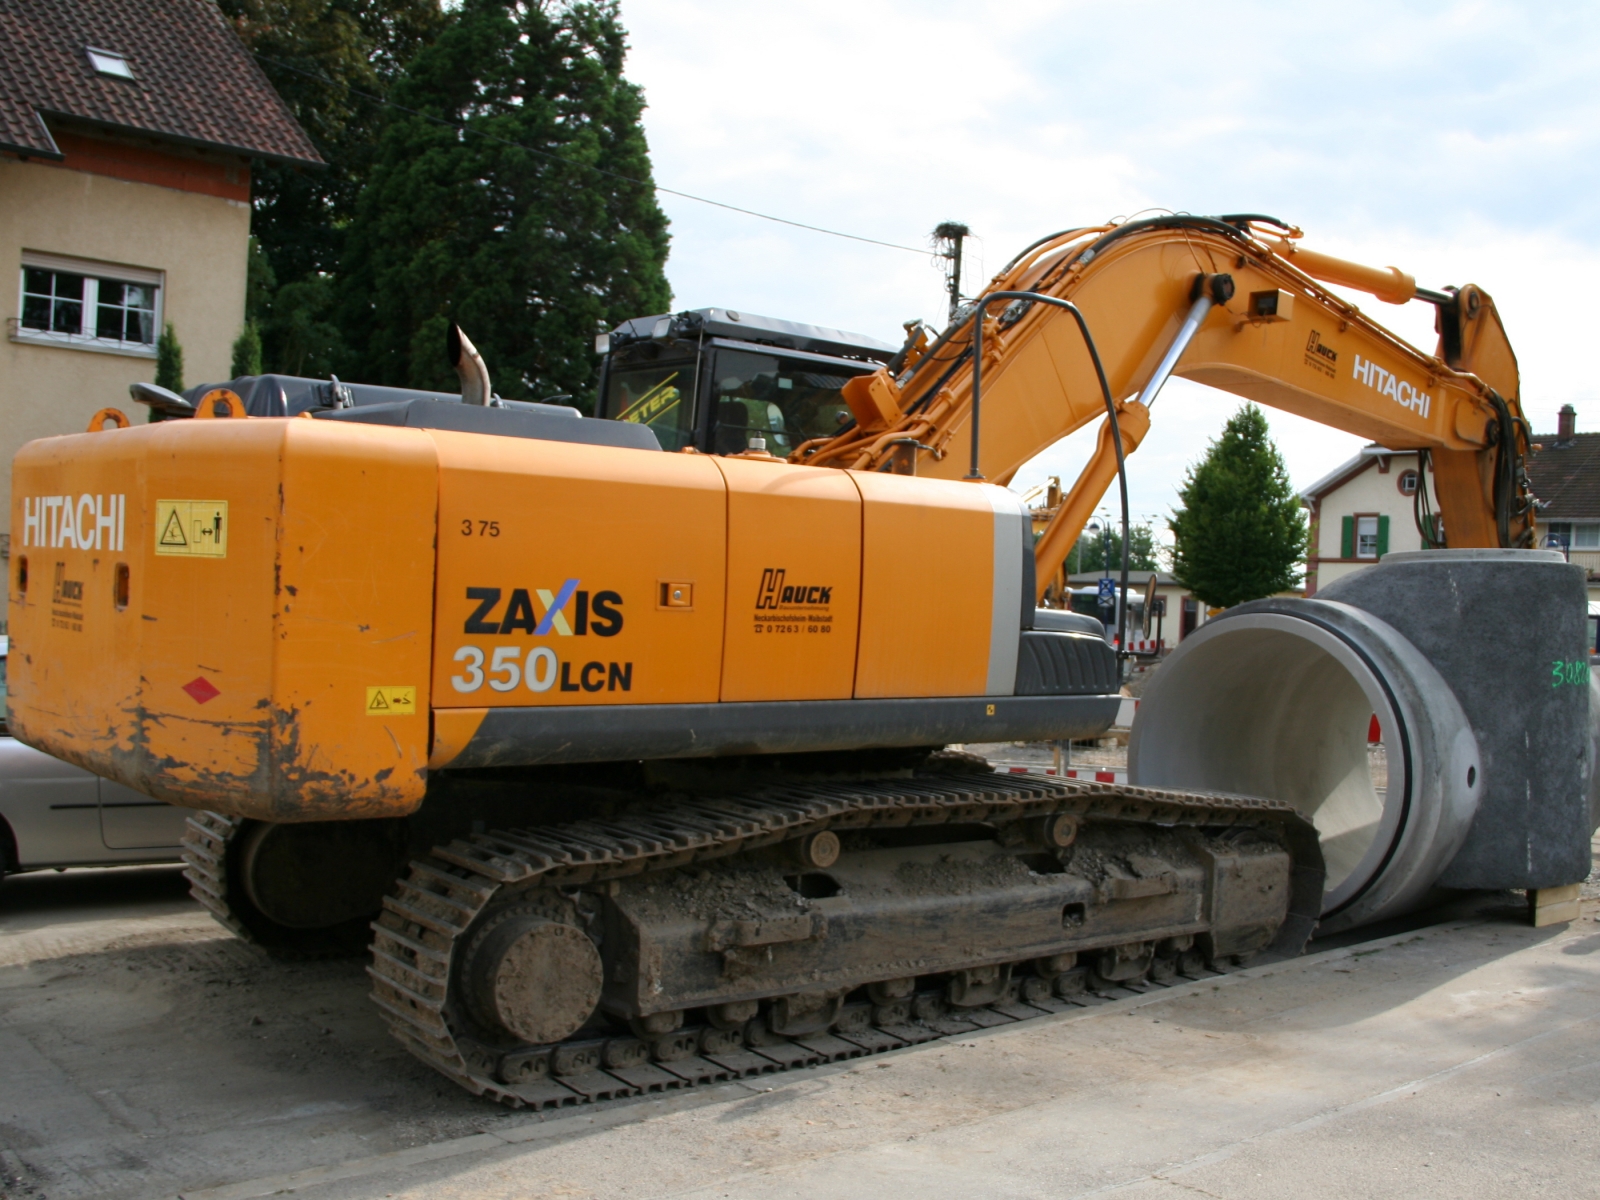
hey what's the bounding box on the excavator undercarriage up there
[182,754,1317,1107]
[179,752,1321,1108]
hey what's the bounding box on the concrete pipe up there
[1130,550,1595,933]
[1129,602,1480,931]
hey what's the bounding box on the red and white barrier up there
[990,763,1129,784]
[1115,637,1164,655]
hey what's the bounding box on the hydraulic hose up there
[969,290,1131,660]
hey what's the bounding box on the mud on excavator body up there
[7,410,1121,821]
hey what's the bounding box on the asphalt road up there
[1,861,1596,1200]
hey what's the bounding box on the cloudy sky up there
[622,0,1599,535]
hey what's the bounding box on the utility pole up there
[933,222,970,327]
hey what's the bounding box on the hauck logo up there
[755,568,832,610]
[1353,354,1432,419]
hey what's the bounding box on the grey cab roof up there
[610,308,897,363]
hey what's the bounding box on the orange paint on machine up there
[3,214,1544,1111]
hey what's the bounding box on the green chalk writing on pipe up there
[1549,660,1591,688]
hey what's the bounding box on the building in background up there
[1301,445,1426,595]
[1526,404,1600,609]
[1061,571,1209,650]
[0,0,320,565]
[1303,407,1600,609]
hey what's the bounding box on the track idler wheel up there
[210,817,409,956]
[461,904,604,1045]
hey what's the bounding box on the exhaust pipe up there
[448,323,492,406]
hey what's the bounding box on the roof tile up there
[1527,431,1600,522]
[0,0,321,165]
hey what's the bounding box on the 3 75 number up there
[461,519,500,537]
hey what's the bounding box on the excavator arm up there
[796,216,1536,600]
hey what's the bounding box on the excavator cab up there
[595,308,895,455]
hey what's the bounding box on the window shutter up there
[1341,516,1354,558]
[1377,515,1390,557]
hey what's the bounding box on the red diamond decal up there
[182,676,220,704]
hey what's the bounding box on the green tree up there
[220,0,444,374]
[155,323,185,392]
[219,0,445,285]
[1169,404,1308,608]
[1070,523,1161,574]
[231,321,264,377]
[273,275,349,376]
[244,235,277,325]
[336,0,671,402]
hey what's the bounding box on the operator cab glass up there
[605,360,698,452]
[711,349,856,456]
[596,309,896,456]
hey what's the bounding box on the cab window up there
[711,350,860,456]
[605,360,697,451]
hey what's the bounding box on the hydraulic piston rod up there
[1137,274,1235,411]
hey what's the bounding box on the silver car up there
[0,635,191,881]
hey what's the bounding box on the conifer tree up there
[337,0,671,403]
[220,0,445,286]
[1169,405,1308,608]
[231,321,264,377]
[155,323,185,392]
[221,0,444,374]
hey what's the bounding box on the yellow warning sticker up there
[153,499,229,558]
[366,686,417,716]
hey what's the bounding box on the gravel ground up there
[1,850,1594,1200]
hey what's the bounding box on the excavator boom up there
[802,216,1535,596]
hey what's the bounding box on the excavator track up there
[182,810,395,957]
[181,812,253,942]
[369,770,1323,1108]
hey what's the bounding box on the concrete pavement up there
[1,865,1596,1200]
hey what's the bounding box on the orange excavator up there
[5,214,1533,1107]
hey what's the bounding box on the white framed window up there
[1355,515,1380,558]
[12,251,162,358]
[1548,521,1600,550]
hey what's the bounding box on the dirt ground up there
[1,849,1597,1200]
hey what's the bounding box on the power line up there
[253,52,928,256]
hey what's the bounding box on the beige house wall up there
[1309,452,1423,592]
[0,158,250,549]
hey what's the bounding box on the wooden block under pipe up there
[1528,884,1582,928]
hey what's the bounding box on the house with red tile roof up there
[1301,404,1600,617]
[1527,406,1600,570]
[0,0,320,563]
[1299,445,1428,596]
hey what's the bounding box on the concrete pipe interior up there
[1130,617,1407,915]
